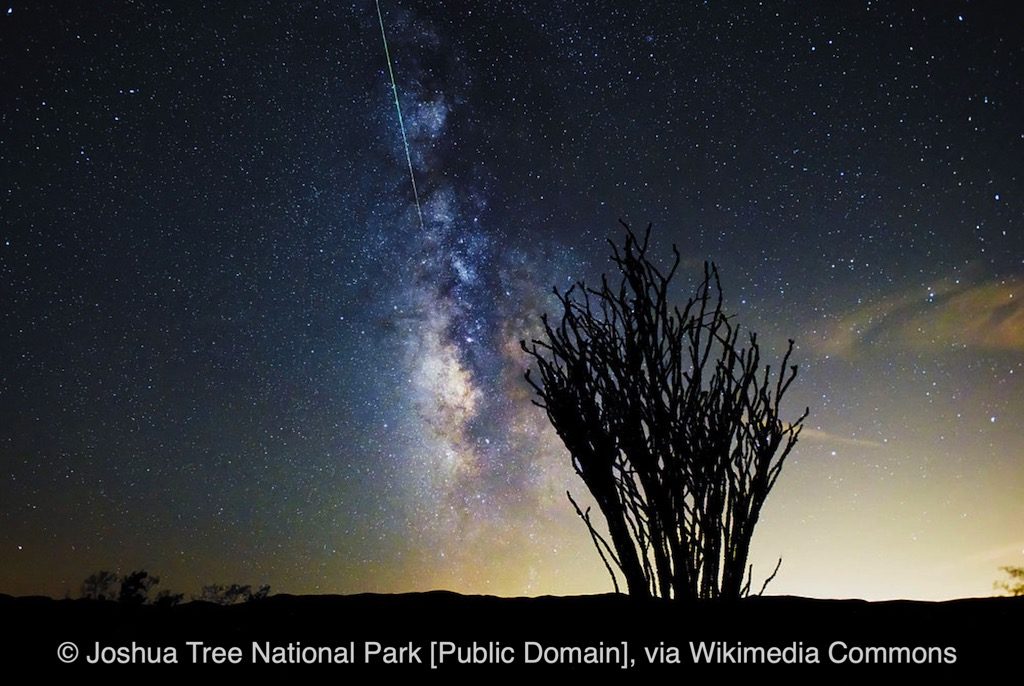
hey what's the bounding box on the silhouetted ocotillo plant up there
[522,221,808,600]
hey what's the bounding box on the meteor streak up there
[375,0,425,231]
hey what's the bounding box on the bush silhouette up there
[118,570,159,605]
[81,570,120,601]
[196,583,271,605]
[80,570,267,606]
[522,222,808,600]
[81,569,161,604]
[153,589,185,607]
[995,566,1024,596]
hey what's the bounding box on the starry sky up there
[2,1,1022,601]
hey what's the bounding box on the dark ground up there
[1,592,1019,676]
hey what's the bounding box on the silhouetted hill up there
[1,592,1018,676]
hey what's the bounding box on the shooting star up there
[375,0,425,231]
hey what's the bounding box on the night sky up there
[2,1,1022,602]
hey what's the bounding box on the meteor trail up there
[375,0,425,231]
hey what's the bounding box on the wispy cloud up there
[798,427,885,449]
[961,541,1024,565]
[812,278,1024,359]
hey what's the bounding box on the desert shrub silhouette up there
[153,589,185,607]
[995,566,1024,596]
[522,222,808,600]
[81,569,160,604]
[79,570,265,605]
[81,570,120,601]
[117,569,159,605]
[196,583,271,605]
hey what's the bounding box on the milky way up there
[2,1,1022,601]
[369,4,583,590]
